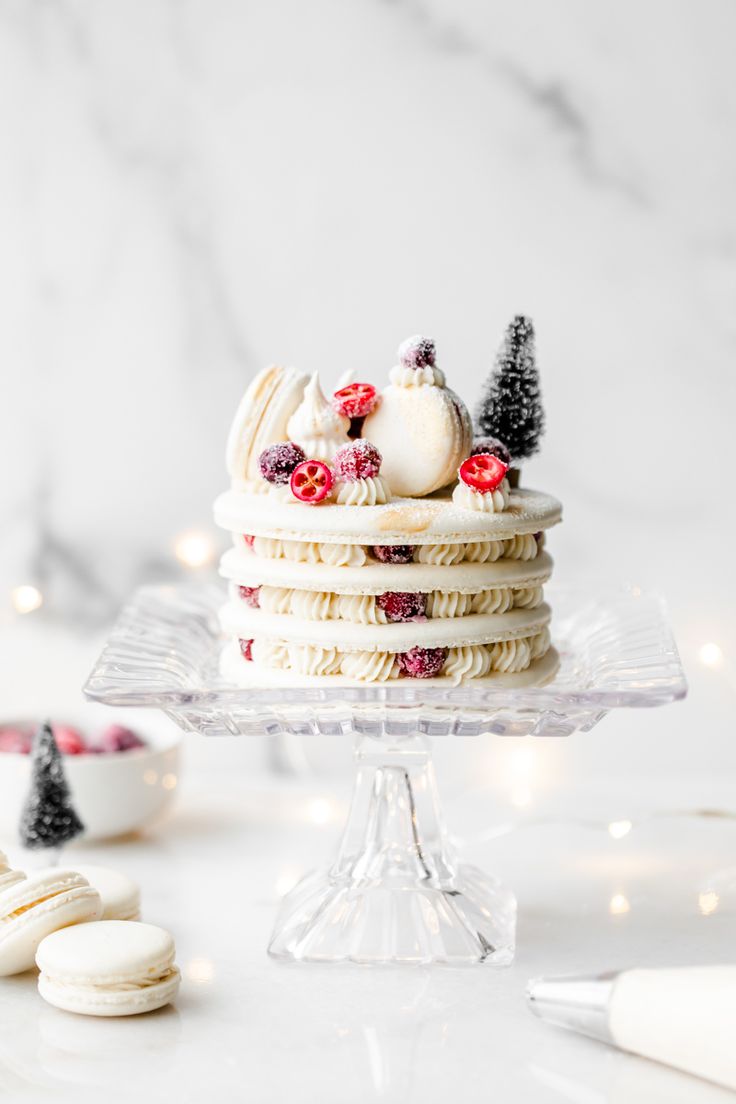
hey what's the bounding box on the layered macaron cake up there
[214,331,561,686]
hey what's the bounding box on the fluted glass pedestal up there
[269,734,515,965]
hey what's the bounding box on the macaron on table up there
[85,322,687,966]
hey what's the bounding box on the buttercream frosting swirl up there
[389,364,446,388]
[286,372,350,460]
[338,594,388,624]
[287,643,342,676]
[505,534,539,561]
[444,645,492,683]
[470,588,514,615]
[489,637,532,673]
[339,651,399,681]
[514,586,544,609]
[251,638,289,668]
[289,589,338,621]
[318,543,367,566]
[463,540,505,563]
[530,626,551,659]
[258,586,293,615]
[426,591,473,619]
[452,478,510,514]
[415,543,465,566]
[334,475,391,506]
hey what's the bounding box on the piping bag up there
[528,966,736,1092]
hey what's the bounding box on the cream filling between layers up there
[250,584,544,623]
[240,628,551,683]
[244,532,542,566]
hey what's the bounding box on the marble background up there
[1,0,734,780]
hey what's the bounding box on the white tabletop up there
[0,731,733,1104]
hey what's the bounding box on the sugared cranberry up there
[371,545,416,564]
[240,638,254,662]
[397,335,436,369]
[396,646,447,678]
[458,453,508,493]
[52,724,87,755]
[243,534,255,548]
[470,437,511,467]
[258,442,306,485]
[376,592,427,622]
[333,440,382,482]
[0,727,32,754]
[290,459,333,503]
[332,382,378,420]
[239,585,261,608]
[95,724,146,754]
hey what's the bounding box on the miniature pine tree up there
[19,721,84,850]
[475,316,544,464]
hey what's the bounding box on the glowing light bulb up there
[699,642,723,668]
[308,798,333,824]
[608,819,633,839]
[174,531,215,568]
[11,585,43,614]
[185,958,215,983]
[609,893,631,916]
[698,891,719,916]
[162,773,177,790]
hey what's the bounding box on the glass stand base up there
[268,734,516,966]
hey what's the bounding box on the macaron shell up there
[38,966,180,1017]
[361,383,472,497]
[0,885,102,976]
[226,365,309,484]
[70,865,141,922]
[214,486,562,543]
[36,920,175,985]
[220,546,553,595]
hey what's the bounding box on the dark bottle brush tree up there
[475,316,545,469]
[19,721,84,852]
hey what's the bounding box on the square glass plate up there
[84,582,687,965]
[84,582,687,740]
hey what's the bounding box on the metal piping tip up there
[526,972,619,1045]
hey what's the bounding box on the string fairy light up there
[174,530,216,569]
[698,891,719,917]
[11,584,43,614]
[609,893,631,916]
[698,642,724,669]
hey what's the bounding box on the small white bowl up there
[0,710,182,842]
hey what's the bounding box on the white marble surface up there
[0,4,735,1095]
[0,0,734,774]
[0,748,734,1104]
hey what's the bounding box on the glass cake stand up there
[84,583,686,967]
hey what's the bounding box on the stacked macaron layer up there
[215,337,562,686]
[214,485,561,686]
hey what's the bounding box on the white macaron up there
[0,870,102,976]
[71,865,141,921]
[37,921,180,1017]
[0,850,25,894]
